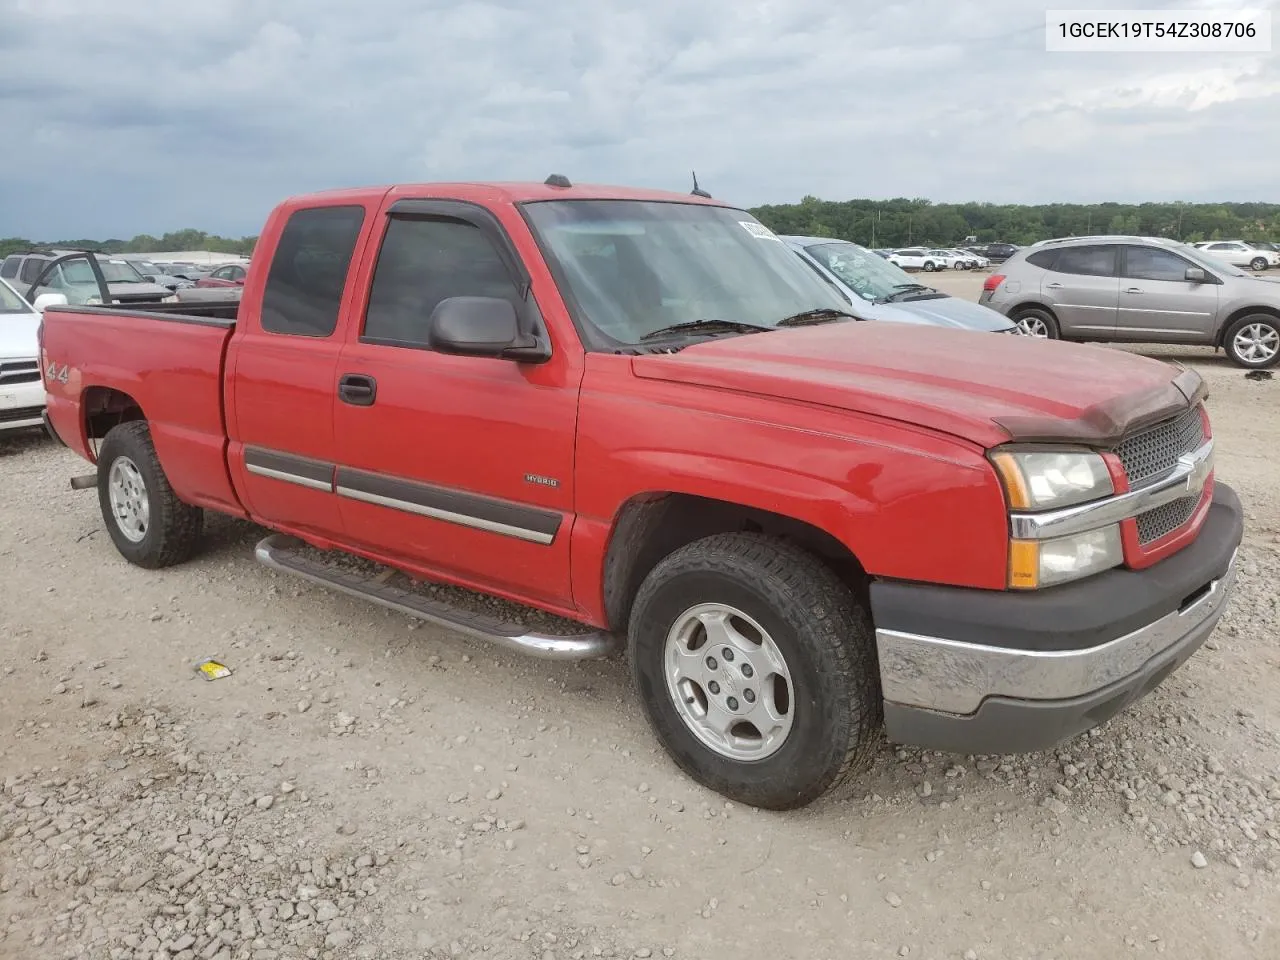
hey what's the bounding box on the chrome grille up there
[1115,405,1205,487]
[0,359,40,386]
[1137,496,1199,545]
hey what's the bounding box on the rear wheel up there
[1012,306,1060,339]
[1223,314,1280,368]
[1250,257,1267,272]
[97,421,203,568]
[628,532,881,810]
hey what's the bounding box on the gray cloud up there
[1,0,1277,238]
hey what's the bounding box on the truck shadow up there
[0,427,54,458]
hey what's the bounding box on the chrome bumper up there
[876,549,1237,716]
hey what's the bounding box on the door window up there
[361,217,521,348]
[1123,246,1193,282]
[260,205,366,337]
[1051,245,1117,277]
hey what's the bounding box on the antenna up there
[545,173,572,188]
[690,171,711,199]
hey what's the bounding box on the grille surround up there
[0,360,40,386]
[1136,495,1200,545]
[1115,405,1205,488]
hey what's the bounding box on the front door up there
[332,202,581,607]
[1116,245,1220,342]
[1041,243,1119,336]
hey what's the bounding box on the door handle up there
[1124,287,1144,295]
[338,373,377,406]
[1045,282,1064,289]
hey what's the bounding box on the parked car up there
[0,278,45,433]
[886,248,948,272]
[943,248,980,270]
[195,262,249,288]
[1,252,177,306]
[968,243,1020,263]
[162,263,213,283]
[129,260,194,291]
[783,236,1014,332]
[981,235,1280,367]
[40,180,1241,810]
[1191,241,1279,272]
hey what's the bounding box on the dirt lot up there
[2,296,1279,960]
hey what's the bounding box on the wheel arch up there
[81,385,146,455]
[1216,304,1280,347]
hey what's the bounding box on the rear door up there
[226,202,372,539]
[1116,245,1219,342]
[330,198,581,607]
[1040,244,1119,336]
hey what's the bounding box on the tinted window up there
[261,206,365,337]
[20,258,48,284]
[1124,246,1192,282]
[1026,250,1058,269]
[0,257,18,279]
[1051,245,1116,277]
[362,217,521,346]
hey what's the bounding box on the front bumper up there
[0,377,46,433]
[871,482,1243,755]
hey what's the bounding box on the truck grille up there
[0,405,44,424]
[0,359,40,386]
[1115,405,1205,487]
[1136,496,1200,545]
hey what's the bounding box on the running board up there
[253,534,619,660]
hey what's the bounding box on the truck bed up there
[41,301,244,516]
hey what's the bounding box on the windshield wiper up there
[776,307,860,327]
[876,283,934,304]
[638,318,773,341]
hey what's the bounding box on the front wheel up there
[1250,257,1267,272]
[628,533,881,810]
[1223,314,1280,368]
[923,261,937,272]
[97,421,203,568]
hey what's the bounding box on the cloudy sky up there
[1,0,1278,239]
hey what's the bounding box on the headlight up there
[991,450,1113,510]
[1009,524,1123,589]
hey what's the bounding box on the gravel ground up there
[2,334,1278,960]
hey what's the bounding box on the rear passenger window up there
[1026,250,1058,269]
[1051,245,1116,277]
[362,218,521,347]
[0,257,17,279]
[261,205,365,337]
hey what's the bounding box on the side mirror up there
[32,293,69,312]
[1184,267,1207,283]
[427,296,549,362]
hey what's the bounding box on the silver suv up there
[981,235,1280,368]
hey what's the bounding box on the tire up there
[1250,257,1267,272]
[97,421,203,568]
[923,261,937,272]
[1222,313,1280,369]
[628,532,881,810]
[1011,306,1060,339]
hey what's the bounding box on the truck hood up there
[631,322,1204,449]
[0,311,41,359]
[858,295,1013,331]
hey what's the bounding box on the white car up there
[0,278,46,433]
[886,248,949,272]
[1192,241,1280,271]
[948,248,987,269]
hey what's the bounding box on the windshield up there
[522,200,848,346]
[1,279,33,314]
[804,241,929,302]
[61,258,147,284]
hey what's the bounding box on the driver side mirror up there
[1184,267,1207,283]
[32,293,69,312]
[427,296,550,363]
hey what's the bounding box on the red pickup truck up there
[39,179,1242,809]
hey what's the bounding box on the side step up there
[253,534,619,661]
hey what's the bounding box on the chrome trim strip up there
[336,485,556,545]
[246,463,333,492]
[876,550,1236,715]
[1010,438,1213,541]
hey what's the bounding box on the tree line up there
[0,229,255,260]
[4,199,1280,262]
[747,198,1280,248]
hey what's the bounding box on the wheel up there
[97,421,203,568]
[1011,306,1060,339]
[1223,314,1280,368]
[923,261,937,272]
[1250,257,1267,272]
[628,532,881,810]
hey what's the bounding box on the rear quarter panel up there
[42,307,243,515]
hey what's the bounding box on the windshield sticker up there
[739,221,781,241]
